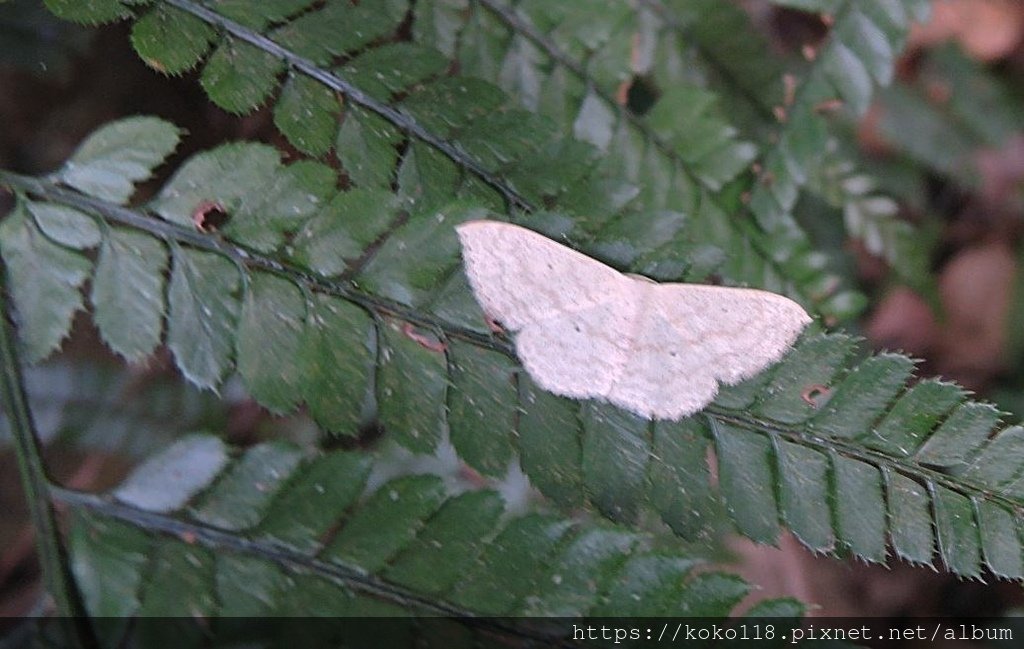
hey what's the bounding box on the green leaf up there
[376,318,447,453]
[776,440,833,551]
[224,160,336,251]
[0,200,91,362]
[519,527,635,616]
[447,340,517,477]
[977,501,1024,580]
[208,0,319,31]
[414,0,467,58]
[291,189,398,277]
[255,451,372,552]
[913,403,1003,469]
[192,441,306,531]
[824,42,872,115]
[770,0,843,11]
[131,5,215,75]
[58,116,181,203]
[714,421,779,543]
[832,455,886,562]
[167,247,241,390]
[675,572,750,616]
[868,380,965,457]
[384,489,505,595]
[396,142,460,214]
[400,77,506,136]
[745,596,806,618]
[69,514,149,618]
[153,142,280,225]
[815,157,931,292]
[25,201,100,249]
[753,333,854,424]
[270,0,405,64]
[886,471,934,566]
[336,106,402,189]
[810,353,915,438]
[459,109,557,173]
[649,417,716,538]
[43,0,128,24]
[594,555,698,617]
[456,3,507,81]
[299,294,375,435]
[582,403,649,523]
[91,228,167,361]
[964,426,1024,488]
[200,37,284,114]
[152,143,333,251]
[573,89,616,151]
[840,6,896,85]
[236,274,306,413]
[322,474,448,572]
[517,377,584,509]
[136,542,216,618]
[215,554,292,617]
[113,434,229,513]
[357,202,488,306]
[342,43,447,101]
[933,486,981,578]
[273,72,340,156]
[453,514,572,614]
[646,85,757,190]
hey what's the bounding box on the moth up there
[456,220,811,420]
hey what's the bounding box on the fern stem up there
[160,0,532,214]
[0,256,92,644]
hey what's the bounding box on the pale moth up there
[456,220,811,420]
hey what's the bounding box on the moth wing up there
[456,220,627,330]
[607,283,810,419]
[514,297,640,402]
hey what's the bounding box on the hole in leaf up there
[770,7,830,55]
[192,200,230,232]
[801,384,831,408]
[625,75,660,116]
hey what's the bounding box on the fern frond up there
[809,146,930,290]
[60,433,764,626]
[41,0,860,322]
[744,0,928,236]
[652,0,931,313]
[650,0,785,130]
[423,0,858,319]
[11,1,1024,587]
[5,124,1024,581]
